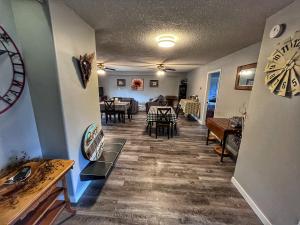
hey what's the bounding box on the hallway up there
[56,113,261,225]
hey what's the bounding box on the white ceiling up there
[65,0,294,72]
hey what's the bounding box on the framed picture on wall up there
[131,78,144,91]
[150,80,159,87]
[117,79,126,87]
[235,63,257,90]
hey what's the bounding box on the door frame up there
[202,69,221,124]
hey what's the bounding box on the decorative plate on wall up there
[0,26,25,115]
[264,31,300,97]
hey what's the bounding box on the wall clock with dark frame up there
[0,26,25,115]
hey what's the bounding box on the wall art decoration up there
[117,79,126,87]
[131,78,144,91]
[265,30,300,97]
[235,63,257,90]
[82,123,104,161]
[78,53,95,89]
[150,80,159,87]
[0,26,25,115]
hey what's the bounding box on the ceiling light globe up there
[97,69,106,75]
[156,70,165,76]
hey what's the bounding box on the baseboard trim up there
[196,118,204,125]
[231,177,272,225]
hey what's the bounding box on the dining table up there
[146,106,177,123]
[179,99,201,117]
[100,101,130,123]
[146,106,177,136]
[100,101,130,112]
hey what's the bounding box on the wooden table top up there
[206,117,240,131]
[100,101,129,106]
[0,159,74,225]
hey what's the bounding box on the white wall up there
[99,72,187,104]
[0,0,41,170]
[187,43,261,122]
[11,0,68,160]
[48,0,100,202]
[234,1,300,224]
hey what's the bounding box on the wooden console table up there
[206,118,241,162]
[0,159,75,225]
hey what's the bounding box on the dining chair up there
[127,99,133,121]
[159,101,168,106]
[172,104,181,134]
[156,107,172,139]
[104,100,116,124]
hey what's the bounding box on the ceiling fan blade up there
[109,64,154,68]
[164,68,176,72]
[104,67,116,71]
[164,63,203,66]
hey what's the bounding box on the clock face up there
[0,26,25,114]
[264,31,300,97]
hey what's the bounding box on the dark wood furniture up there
[165,96,178,107]
[178,83,187,100]
[206,118,241,162]
[104,100,116,124]
[0,160,75,225]
[173,104,181,134]
[127,99,133,120]
[146,106,177,137]
[156,108,172,139]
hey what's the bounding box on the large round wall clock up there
[264,31,300,97]
[0,26,25,114]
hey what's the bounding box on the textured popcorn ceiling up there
[65,0,294,72]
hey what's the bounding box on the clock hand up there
[287,51,298,65]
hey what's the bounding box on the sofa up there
[112,97,139,114]
[145,95,168,113]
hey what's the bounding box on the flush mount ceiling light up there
[156,35,176,48]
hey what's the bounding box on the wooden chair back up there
[174,104,181,118]
[104,100,115,112]
[157,107,171,123]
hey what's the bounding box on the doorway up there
[204,70,221,121]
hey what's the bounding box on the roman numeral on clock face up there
[12,79,24,88]
[0,26,25,114]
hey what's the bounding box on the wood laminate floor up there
[56,113,262,225]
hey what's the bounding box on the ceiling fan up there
[154,64,176,75]
[97,61,203,74]
[96,63,116,75]
[156,64,176,72]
